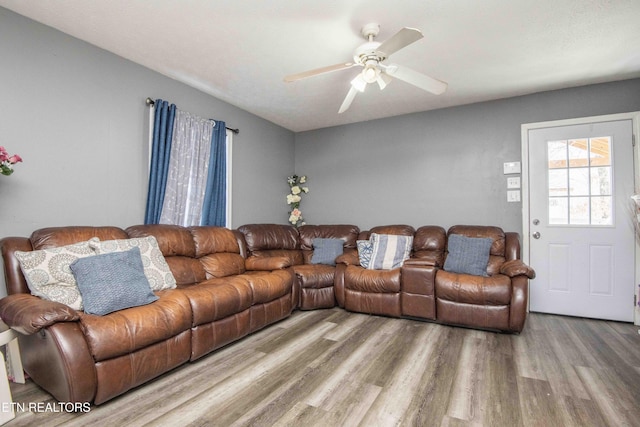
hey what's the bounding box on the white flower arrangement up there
[286,174,308,227]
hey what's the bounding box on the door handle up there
[533,232,541,239]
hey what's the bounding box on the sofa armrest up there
[0,294,80,335]
[510,275,529,332]
[245,256,292,271]
[335,252,360,266]
[400,262,437,320]
[500,260,536,279]
[401,263,437,293]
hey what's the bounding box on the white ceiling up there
[2,0,639,132]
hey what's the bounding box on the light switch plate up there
[507,177,521,189]
[503,161,521,174]
[507,190,521,202]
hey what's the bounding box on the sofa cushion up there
[413,226,447,267]
[344,265,401,293]
[29,226,127,249]
[293,264,335,289]
[238,224,300,251]
[70,248,158,316]
[310,238,344,266]
[356,240,373,268]
[14,238,99,310]
[368,233,413,270]
[444,234,492,277]
[242,270,293,304]
[436,271,512,305]
[368,225,415,236]
[189,226,241,257]
[247,249,303,267]
[78,288,192,361]
[90,236,177,291]
[298,224,360,250]
[179,277,253,326]
[199,253,246,278]
[126,224,197,257]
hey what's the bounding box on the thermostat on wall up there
[503,161,521,174]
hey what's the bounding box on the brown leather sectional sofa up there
[0,223,534,405]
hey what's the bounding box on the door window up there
[547,137,612,225]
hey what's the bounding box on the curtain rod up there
[146,98,239,134]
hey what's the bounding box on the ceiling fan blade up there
[384,64,447,95]
[338,86,359,114]
[377,27,423,57]
[376,73,392,90]
[350,74,367,93]
[284,62,356,82]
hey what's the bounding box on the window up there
[145,100,232,227]
[547,137,612,225]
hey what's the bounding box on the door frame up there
[521,111,640,324]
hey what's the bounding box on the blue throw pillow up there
[357,240,373,268]
[69,247,158,316]
[310,238,344,266]
[443,234,493,276]
[368,233,413,270]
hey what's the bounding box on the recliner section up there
[0,224,296,404]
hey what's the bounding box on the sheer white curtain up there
[160,110,215,226]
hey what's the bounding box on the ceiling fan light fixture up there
[362,62,379,83]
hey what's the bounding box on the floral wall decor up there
[0,146,22,176]
[286,174,309,227]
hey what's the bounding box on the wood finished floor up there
[5,309,640,427]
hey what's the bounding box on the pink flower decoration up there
[1,146,23,176]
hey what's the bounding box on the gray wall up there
[0,7,295,236]
[0,8,294,296]
[295,79,640,233]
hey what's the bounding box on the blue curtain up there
[201,121,227,226]
[144,99,176,224]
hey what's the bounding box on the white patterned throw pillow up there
[89,236,176,291]
[15,238,100,310]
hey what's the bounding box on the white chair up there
[0,320,24,425]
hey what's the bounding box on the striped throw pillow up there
[368,233,413,270]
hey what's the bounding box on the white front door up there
[525,116,636,322]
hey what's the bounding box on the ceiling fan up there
[284,23,448,114]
